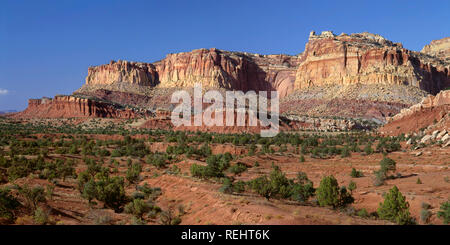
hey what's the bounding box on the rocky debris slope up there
[421,37,450,63]
[407,129,450,148]
[295,31,449,94]
[11,95,150,119]
[379,90,450,135]
[280,83,428,123]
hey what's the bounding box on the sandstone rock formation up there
[380,90,450,135]
[24,30,450,123]
[82,48,300,98]
[79,31,449,105]
[12,95,149,119]
[295,31,450,94]
[387,89,450,122]
[86,60,159,87]
[421,37,450,62]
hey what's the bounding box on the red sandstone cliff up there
[81,48,300,98]
[80,31,449,99]
[86,60,158,87]
[12,95,149,119]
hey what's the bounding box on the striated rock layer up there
[379,90,450,135]
[421,37,450,62]
[11,95,149,119]
[86,60,159,86]
[295,31,450,94]
[154,48,301,97]
[81,48,300,98]
[80,31,450,100]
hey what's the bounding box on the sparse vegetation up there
[377,186,415,225]
[437,201,450,224]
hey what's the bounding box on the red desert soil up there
[5,137,446,225]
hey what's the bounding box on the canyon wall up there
[81,31,449,99]
[82,48,300,98]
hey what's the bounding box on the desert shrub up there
[248,167,314,202]
[57,159,76,181]
[7,164,30,181]
[267,165,292,199]
[167,165,181,175]
[348,181,357,194]
[219,178,233,194]
[33,207,50,225]
[299,155,305,162]
[159,209,181,225]
[373,170,386,186]
[82,179,97,204]
[377,186,415,225]
[233,180,246,193]
[16,184,46,212]
[146,153,168,169]
[338,186,354,207]
[374,157,397,186]
[124,199,152,218]
[0,187,20,222]
[95,176,127,212]
[77,171,91,193]
[350,168,363,178]
[420,208,432,224]
[316,175,354,208]
[190,164,207,178]
[130,216,146,225]
[379,157,396,174]
[357,208,370,218]
[190,154,232,179]
[437,201,450,224]
[364,143,373,155]
[136,183,162,201]
[131,192,146,200]
[126,162,142,184]
[316,176,340,208]
[228,163,247,175]
[248,176,272,200]
[340,147,351,158]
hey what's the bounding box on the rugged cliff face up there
[12,95,149,119]
[421,37,450,62]
[155,48,300,97]
[80,31,449,101]
[86,60,159,86]
[81,48,300,98]
[294,31,450,94]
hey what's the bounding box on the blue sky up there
[1,0,449,110]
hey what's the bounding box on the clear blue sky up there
[1,0,449,110]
